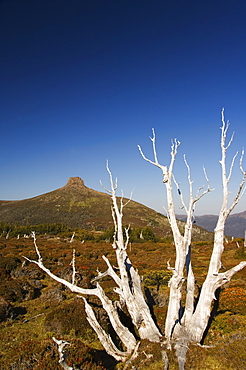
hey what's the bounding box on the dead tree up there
[24,162,161,365]
[138,109,246,368]
[24,110,246,369]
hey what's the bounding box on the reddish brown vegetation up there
[0,236,245,369]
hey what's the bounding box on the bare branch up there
[31,231,42,262]
[70,249,77,285]
[202,165,209,185]
[52,337,73,370]
[100,160,118,194]
[82,297,130,362]
[23,313,44,324]
[91,255,121,287]
[225,130,235,150]
[217,261,246,286]
[23,254,98,296]
[191,164,212,206]
[172,174,188,214]
[124,225,131,250]
[150,128,159,164]
[227,151,239,182]
[240,148,245,172]
[227,149,246,215]
[221,108,234,150]
[169,139,180,178]
[167,259,175,272]
[137,144,158,167]
[163,205,169,219]
[137,131,169,181]
[193,186,212,205]
[106,160,118,191]
[121,189,134,209]
[183,154,194,213]
[171,138,181,156]
[122,342,141,370]
[162,350,169,370]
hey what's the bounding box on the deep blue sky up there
[1,0,246,215]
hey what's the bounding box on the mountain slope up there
[177,211,246,238]
[0,177,168,232]
[0,177,213,240]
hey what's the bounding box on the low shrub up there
[143,270,173,290]
[219,286,246,315]
[0,256,21,277]
[0,279,39,302]
[44,299,92,337]
[0,296,15,322]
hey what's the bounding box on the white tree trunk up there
[52,337,74,370]
[25,110,246,370]
[138,110,246,369]
[24,164,162,364]
[25,235,137,360]
[102,162,162,342]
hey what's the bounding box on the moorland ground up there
[0,234,246,369]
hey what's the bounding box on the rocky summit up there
[63,177,87,189]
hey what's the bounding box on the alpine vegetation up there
[25,110,246,369]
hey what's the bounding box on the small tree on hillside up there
[25,110,246,369]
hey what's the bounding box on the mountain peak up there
[64,177,86,188]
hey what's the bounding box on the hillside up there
[0,177,213,241]
[177,211,246,238]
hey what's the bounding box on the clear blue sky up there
[1,0,246,216]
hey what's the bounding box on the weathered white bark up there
[82,297,130,362]
[52,337,74,370]
[101,162,162,342]
[25,233,137,360]
[25,111,246,370]
[138,110,246,369]
[25,164,162,364]
[187,110,246,342]
[138,132,211,344]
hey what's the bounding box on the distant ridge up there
[0,177,213,240]
[176,211,246,238]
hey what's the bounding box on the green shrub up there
[44,299,92,337]
[143,270,173,290]
[234,245,246,259]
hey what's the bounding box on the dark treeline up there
[0,222,72,237]
[0,222,167,243]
